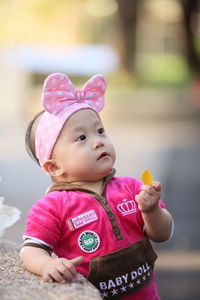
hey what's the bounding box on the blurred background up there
[0,0,200,299]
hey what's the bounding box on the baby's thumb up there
[152,181,161,192]
[71,256,83,266]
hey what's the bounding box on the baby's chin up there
[67,166,115,183]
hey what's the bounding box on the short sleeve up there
[159,199,166,209]
[24,192,65,248]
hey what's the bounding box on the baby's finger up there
[57,262,76,282]
[43,273,54,283]
[140,185,155,196]
[135,194,140,204]
[152,181,161,192]
[62,268,77,282]
[62,256,83,279]
[135,194,158,213]
[140,190,156,203]
[52,269,67,283]
[61,262,77,280]
[135,195,148,212]
[71,256,84,266]
[43,269,65,283]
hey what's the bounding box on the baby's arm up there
[21,247,83,283]
[135,181,173,242]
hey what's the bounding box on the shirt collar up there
[47,168,116,196]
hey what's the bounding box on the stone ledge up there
[0,240,102,300]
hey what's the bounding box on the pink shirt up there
[24,176,164,299]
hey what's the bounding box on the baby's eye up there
[76,135,86,141]
[97,128,104,135]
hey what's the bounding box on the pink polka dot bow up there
[42,73,106,115]
[35,73,107,167]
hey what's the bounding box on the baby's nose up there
[93,138,104,149]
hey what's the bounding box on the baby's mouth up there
[97,152,109,160]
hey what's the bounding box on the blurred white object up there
[9,44,119,75]
[0,193,21,237]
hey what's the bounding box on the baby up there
[21,73,173,300]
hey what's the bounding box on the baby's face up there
[51,109,116,182]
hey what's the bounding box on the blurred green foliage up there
[136,54,191,87]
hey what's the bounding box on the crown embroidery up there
[117,199,137,216]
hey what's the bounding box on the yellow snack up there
[141,170,153,185]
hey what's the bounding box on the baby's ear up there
[42,159,63,177]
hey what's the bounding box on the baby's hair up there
[25,111,44,165]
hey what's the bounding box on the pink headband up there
[35,73,106,166]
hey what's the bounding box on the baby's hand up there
[135,181,161,213]
[42,256,83,283]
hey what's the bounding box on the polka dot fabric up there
[35,73,106,167]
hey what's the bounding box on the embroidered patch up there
[117,199,137,216]
[78,231,100,253]
[67,210,98,230]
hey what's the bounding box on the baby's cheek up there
[111,145,116,162]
